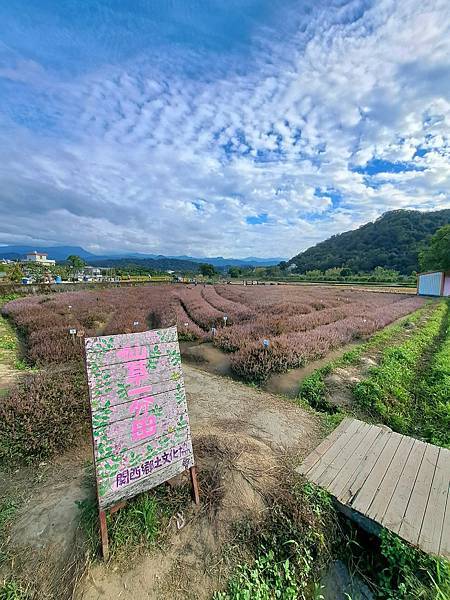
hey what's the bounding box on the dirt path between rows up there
[184,364,322,451]
[2,364,323,600]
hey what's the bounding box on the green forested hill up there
[288,209,450,274]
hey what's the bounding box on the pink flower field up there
[2,284,425,382]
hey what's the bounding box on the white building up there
[24,251,56,266]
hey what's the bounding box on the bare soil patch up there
[181,341,232,377]
[183,364,322,453]
[0,438,92,599]
[263,343,360,398]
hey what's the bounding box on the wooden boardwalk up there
[298,418,450,558]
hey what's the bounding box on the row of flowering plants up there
[2,285,424,380]
[229,297,425,382]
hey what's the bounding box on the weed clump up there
[377,530,450,599]
[0,578,30,600]
[216,480,337,600]
[77,482,191,561]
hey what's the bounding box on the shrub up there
[2,286,426,383]
[0,366,89,463]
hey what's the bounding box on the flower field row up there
[2,285,425,381]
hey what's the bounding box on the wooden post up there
[99,509,109,560]
[189,466,200,505]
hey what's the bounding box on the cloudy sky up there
[0,1,449,258]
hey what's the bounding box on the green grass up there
[296,301,450,445]
[0,499,18,565]
[0,501,30,600]
[353,300,449,442]
[0,318,17,363]
[77,483,191,561]
[0,295,23,368]
[376,530,450,600]
[0,580,30,600]
[215,479,450,600]
[298,304,430,412]
[414,309,450,446]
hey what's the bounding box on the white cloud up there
[0,0,449,257]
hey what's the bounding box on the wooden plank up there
[85,326,178,353]
[94,409,191,463]
[350,431,403,514]
[85,326,195,513]
[87,341,180,368]
[88,364,184,408]
[307,419,367,482]
[190,466,200,505]
[366,435,415,522]
[315,423,375,489]
[419,447,450,554]
[91,379,182,412]
[92,387,187,428]
[297,418,354,475]
[328,425,382,497]
[99,450,194,510]
[337,428,391,504]
[399,443,439,545]
[382,439,427,534]
[99,510,109,560]
[301,419,450,558]
[439,453,450,558]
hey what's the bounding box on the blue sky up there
[0,0,449,257]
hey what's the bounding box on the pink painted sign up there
[85,326,194,510]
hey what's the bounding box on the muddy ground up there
[181,340,360,398]
[1,363,323,600]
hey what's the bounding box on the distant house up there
[417,271,450,297]
[83,266,103,280]
[24,251,56,266]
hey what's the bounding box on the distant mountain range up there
[288,209,450,275]
[0,244,283,270]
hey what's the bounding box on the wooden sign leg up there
[99,510,109,560]
[189,466,200,505]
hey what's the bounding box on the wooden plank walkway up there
[298,418,450,558]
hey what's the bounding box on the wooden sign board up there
[85,326,196,528]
